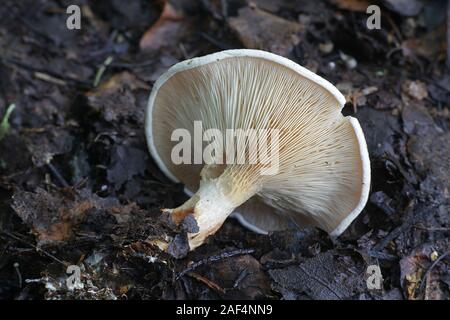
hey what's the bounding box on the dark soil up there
[0,0,449,300]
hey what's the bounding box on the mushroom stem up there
[166,166,259,250]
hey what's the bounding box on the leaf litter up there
[0,0,448,300]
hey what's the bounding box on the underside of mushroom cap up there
[232,116,370,237]
[145,49,370,238]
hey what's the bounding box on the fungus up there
[145,49,370,250]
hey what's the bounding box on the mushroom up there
[145,49,370,250]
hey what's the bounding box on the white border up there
[329,117,371,237]
[230,212,270,234]
[145,49,370,237]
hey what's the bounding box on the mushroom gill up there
[146,50,370,250]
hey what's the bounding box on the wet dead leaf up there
[427,75,450,103]
[402,26,446,61]
[139,0,189,52]
[107,145,148,190]
[399,239,449,300]
[402,104,450,197]
[328,0,372,12]
[86,71,150,123]
[381,0,423,17]
[23,126,74,167]
[269,250,367,300]
[228,6,302,56]
[203,254,272,299]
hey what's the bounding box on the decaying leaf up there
[269,250,367,300]
[12,187,140,246]
[328,0,372,12]
[139,0,190,52]
[228,6,302,56]
[402,26,446,61]
[107,145,148,190]
[86,71,150,123]
[202,254,272,299]
[381,0,423,17]
[399,239,449,300]
[23,127,74,167]
[402,104,450,199]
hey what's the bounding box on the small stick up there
[413,224,450,232]
[372,201,416,252]
[419,249,450,292]
[46,162,70,188]
[176,248,254,279]
[187,272,226,294]
[232,269,249,288]
[1,57,90,87]
[1,231,67,267]
[34,72,67,86]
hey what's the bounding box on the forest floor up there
[0,0,449,300]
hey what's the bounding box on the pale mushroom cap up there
[145,49,370,237]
